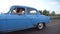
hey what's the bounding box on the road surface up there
[1,19,60,34]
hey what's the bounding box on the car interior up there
[12,8,25,15]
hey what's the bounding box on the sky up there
[0,0,60,14]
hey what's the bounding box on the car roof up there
[11,5,37,10]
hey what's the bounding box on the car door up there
[6,8,30,31]
[26,8,38,28]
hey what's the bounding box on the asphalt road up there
[2,19,60,34]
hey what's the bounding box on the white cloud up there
[0,0,46,13]
[0,0,60,14]
[49,2,59,5]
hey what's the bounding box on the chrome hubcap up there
[38,23,43,29]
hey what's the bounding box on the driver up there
[16,8,24,15]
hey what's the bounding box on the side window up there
[27,8,37,15]
[12,8,25,15]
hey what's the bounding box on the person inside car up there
[16,8,24,15]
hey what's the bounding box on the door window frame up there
[26,8,37,15]
[9,7,26,15]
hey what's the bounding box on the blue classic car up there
[0,5,50,33]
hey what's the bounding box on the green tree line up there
[39,9,56,16]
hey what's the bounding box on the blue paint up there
[0,5,50,33]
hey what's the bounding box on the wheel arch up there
[37,22,46,27]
